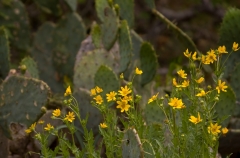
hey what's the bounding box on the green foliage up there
[119,20,132,73]
[52,13,86,80]
[219,8,240,76]
[0,26,10,80]
[122,128,144,158]
[94,65,119,103]
[0,0,30,51]
[140,42,158,86]
[101,7,119,50]
[114,0,134,28]
[0,75,50,139]
[20,56,39,79]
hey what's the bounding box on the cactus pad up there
[64,0,77,12]
[95,0,110,22]
[114,0,134,28]
[73,88,102,135]
[122,128,144,158]
[91,22,102,49]
[94,65,119,104]
[52,13,86,80]
[0,0,31,50]
[20,57,39,79]
[140,42,158,86]
[101,7,119,50]
[230,63,240,101]
[74,49,118,90]
[144,101,165,125]
[0,26,10,80]
[31,22,64,93]
[215,87,236,127]
[0,75,51,139]
[218,8,240,76]
[119,20,132,73]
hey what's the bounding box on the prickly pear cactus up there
[0,75,51,139]
[144,0,155,9]
[0,26,10,80]
[122,128,144,158]
[124,30,143,80]
[31,22,64,93]
[20,57,39,79]
[101,7,119,50]
[119,20,132,73]
[91,22,102,49]
[140,42,158,86]
[52,12,86,80]
[215,87,236,127]
[95,0,110,22]
[33,0,60,15]
[64,0,77,12]
[218,8,240,77]
[144,101,165,125]
[114,0,134,28]
[74,49,118,90]
[94,65,119,104]
[74,88,102,135]
[0,0,31,51]
[230,63,240,102]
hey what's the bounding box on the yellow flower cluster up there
[207,123,228,135]
[90,67,143,113]
[168,97,186,109]
[25,122,36,134]
[64,86,72,96]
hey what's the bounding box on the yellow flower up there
[64,111,75,122]
[100,123,107,128]
[94,95,103,105]
[25,129,32,134]
[90,88,96,96]
[222,127,229,134]
[183,49,191,58]
[168,97,186,109]
[29,122,36,131]
[120,73,124,79]
[118,86,132,97]
[192,52,197,60]
[208,123,221,135]
[218,45,227,54]
[201,55,210,64]
[123,95,133,102]
[189,112,202,124]
[216,80,228,93]
[106,91,117,102]
[148,93,159,104]
[116,99,130,112]
[95,86,103,93]
[196,90,206,97]
[177,69,187,79]
[172,78,178,87]
[52,109,61,117]
[135,67,143,75]
[64,86,72,96]
[38,120,44,124]
[232,42,239,51]
[195,77,204,83]
[181,80,189,88]
[44,123,54,131]
[206,50,217,63]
